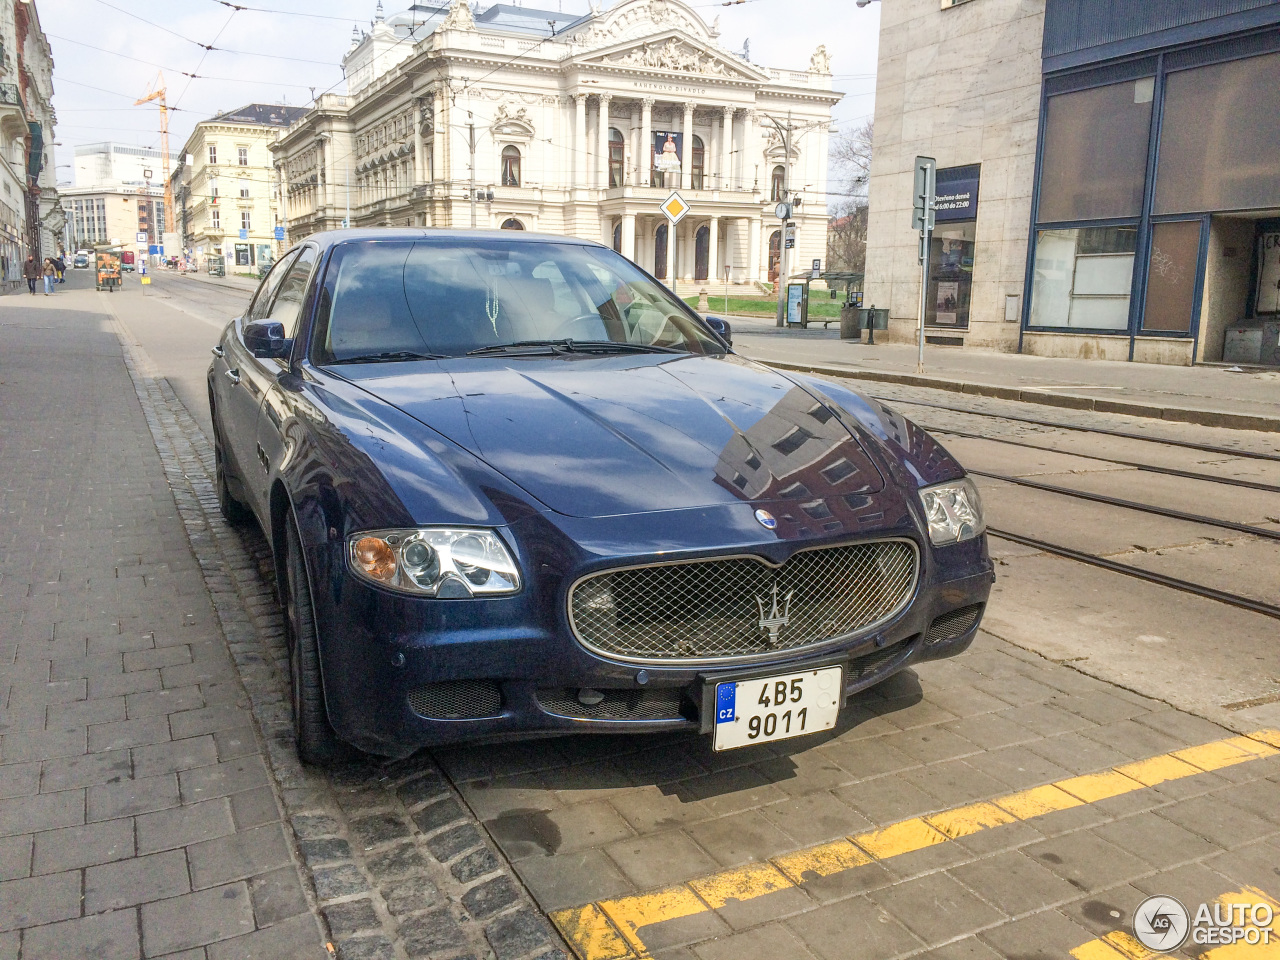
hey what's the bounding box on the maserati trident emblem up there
[756,583,794,647]
[755,509,778,530]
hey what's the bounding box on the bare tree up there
[827,119,873,273]
[830,119,873,200]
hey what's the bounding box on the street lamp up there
[855,0,878,6]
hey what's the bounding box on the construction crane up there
[134,72,173,236]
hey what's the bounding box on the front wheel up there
[283,513,348,766]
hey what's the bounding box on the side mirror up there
[704,315,733,347]
[243,320,292,359]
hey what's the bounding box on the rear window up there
[310,239,721,362]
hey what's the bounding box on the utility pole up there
[762,111,795,327]
[345,158,351,228]
[468,115,477,229]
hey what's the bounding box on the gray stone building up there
[864,0,1280,366]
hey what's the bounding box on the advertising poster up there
[1258,232,1280,315]
[935,281,960,325]
[786,283,805,325]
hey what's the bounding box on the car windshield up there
[312,238,723,362]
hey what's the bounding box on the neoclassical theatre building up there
[273,0,840,284]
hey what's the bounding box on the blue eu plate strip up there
[715,682,736,724]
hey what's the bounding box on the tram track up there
[876,394,1280,462]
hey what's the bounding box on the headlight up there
[918,478,984,546]
[348,528,521,597]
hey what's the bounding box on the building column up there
[681,102,694,191]
[629,104,640,185]
[720,106,733,190]
[597,94,612,189]
[640,98,653,187]
[601,214,612,247]
[622,211,636,262]
[740,110,756,192]
[574,94,588,188]
[748,215,761,283]
[708,216,720,282]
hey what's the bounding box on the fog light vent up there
[849,637,913,681]
[925,604,984,645]
[408,680,502,720]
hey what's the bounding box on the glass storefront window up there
[1029,225,1138,329]
[926,222,975,328]
[1142,220,1201,333]
[1037,78,1153,223]
[1156,51,1280,214]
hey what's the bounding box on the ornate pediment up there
[576,35,764,81]
[569,0,713,51]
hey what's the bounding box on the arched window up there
[655,222,668,279]
[612,220,622,252]
[692,135,705,190]
[501,146,521,187]
[771,165,785,202]
[501,218,525,230]
[608,128,625,188]
[768,229,782,282]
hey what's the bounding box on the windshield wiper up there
[331,350,447,364]
[466,339,682,356]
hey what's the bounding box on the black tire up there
[283,513,348,766]
[214,439,253,527]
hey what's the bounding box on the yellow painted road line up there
[1070,886,1280,960]
[550,730,1280,960]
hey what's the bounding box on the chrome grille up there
[407,680,502,720]
[568,540,918,664]
[925,604,984,645]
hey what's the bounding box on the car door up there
[218,250,299,510]
[255,245,320,492]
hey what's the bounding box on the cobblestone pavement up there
[7,280,1279,960]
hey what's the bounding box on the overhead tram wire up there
[48,35,318,90]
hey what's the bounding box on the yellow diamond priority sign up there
[661,191,690,224]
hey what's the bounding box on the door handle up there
[211,345,224,358]
[224,368,240,385]
[257,442,270,471]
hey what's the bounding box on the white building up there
[179,104,307,272]
[73,142,163,189]
[273,0,841,286]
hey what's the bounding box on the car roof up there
[301,227,609,250]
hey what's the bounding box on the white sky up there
[43,0,880,186]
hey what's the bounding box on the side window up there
[246,252,297,322]
[266,246,319,338]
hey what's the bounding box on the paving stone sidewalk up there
[0,295,326,958]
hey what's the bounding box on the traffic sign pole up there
[661,192,689,291]
[913,156,937,374]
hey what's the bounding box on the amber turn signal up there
[354,536,397,582]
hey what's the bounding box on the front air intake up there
[408,680,503,720]
[924,604,984,645]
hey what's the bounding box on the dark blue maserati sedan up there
[208,229,992,765]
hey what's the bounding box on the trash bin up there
[840,304,863,341]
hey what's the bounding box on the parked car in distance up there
[208,229,993,765]
[73,251,90,269]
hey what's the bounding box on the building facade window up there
[771,165,785,201]
[608,128,625,187]
[241,210,251,231]
[212,208,220,230]
[500,218,524,230]
[208,144,217,164]
[501,146,521,187]
[691,135,705,190]
[238,147,249,166]
[240,185,250,198]
[1029,225,1138,329]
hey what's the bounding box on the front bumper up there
[308,504,994,756]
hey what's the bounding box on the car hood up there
[338,354,886,519]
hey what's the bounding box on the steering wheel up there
[548,314,610,341]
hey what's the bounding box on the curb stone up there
[759,358,1280,434]
[104,297,569,960]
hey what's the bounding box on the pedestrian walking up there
[54,255,66,283]
[42,258,55,295]
[22,254,39,294]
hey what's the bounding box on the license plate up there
[712,666,842,751]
